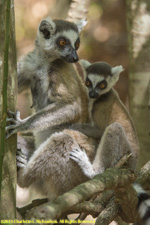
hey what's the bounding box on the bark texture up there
[0,0,17,219]
[67,0,91,21]
[126,0,150,169]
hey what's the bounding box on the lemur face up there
[82,61,124,99]
[54,29,80,63]
[37,17,87,63]
[85,74,109,99]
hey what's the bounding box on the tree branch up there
[25,168,135,220]
[95,197,119,225]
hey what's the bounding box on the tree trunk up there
[0,0,17,219]
[126,0,150,169]
[67,0,91,21]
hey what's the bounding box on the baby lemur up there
[7,17,97,200]
[70,60,139,177]
[70,61,150,225]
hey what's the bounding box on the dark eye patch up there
[96,80,107,89]
[56,36,70,48]
[85,78,92,87]
[75,37,80,50]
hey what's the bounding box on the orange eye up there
[75,42,80,50]
[100,83,106,89]
[85,80,90,86]
[59,40,66,46]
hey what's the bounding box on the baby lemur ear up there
[79,59,91,81]
[111,65,124,84]
[111,65,124,76]
[39,17,56,39]
[76,18,88,33]
[79,59,91,70]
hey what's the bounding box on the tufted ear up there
[79,59,91,81]
[111,65,124,76]
[75,18,88,33]
[110,65,124,85]
[38,17,56,39]
[79,59,91,70]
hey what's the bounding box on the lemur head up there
[80,60,124,99]
[36,17,87,63]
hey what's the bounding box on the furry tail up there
[134,184,150,225]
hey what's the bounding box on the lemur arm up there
[6,101,81,138]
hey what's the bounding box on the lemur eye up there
[75,42,80,50]
[99,81,107,89]
[85,80,91,87]
[100,83,106,89]
[59,40,66,46]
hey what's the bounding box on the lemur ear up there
[111,65,124,76]
[111,65,124,84]
[79,59,91,69]
[76,18,88,33]
[39,17,56,39]
[79,59,91,81]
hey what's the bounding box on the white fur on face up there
[87,72,120,96]
[88,74,104,89]
[106,74,119,90]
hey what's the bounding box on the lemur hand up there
[6,110,27,139]
[16,148,28,169]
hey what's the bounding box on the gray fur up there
[6,17,96,201]
[86,62,112,78]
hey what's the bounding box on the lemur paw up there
[6,110,25,139]
[70,148,95,179]
[70,148,89,165]
[16,148,28,169]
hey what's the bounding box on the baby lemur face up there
[80,61,124,99]
[36,17,87,63]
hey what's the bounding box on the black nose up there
[89,90,98,99]
[72,50,79,62]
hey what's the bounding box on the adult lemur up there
[6,17,97,200]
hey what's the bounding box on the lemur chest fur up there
[30,65,58,111]
[88,99,96,124]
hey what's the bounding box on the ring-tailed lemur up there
[70,61,150,224]
[6,17,99,200]
[134,184,150,225]
[70,60,139,175]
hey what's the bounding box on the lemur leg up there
[70,122,135,178]
[17,132,74,188]
[93,122,134,172]
[17,131,95,197]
